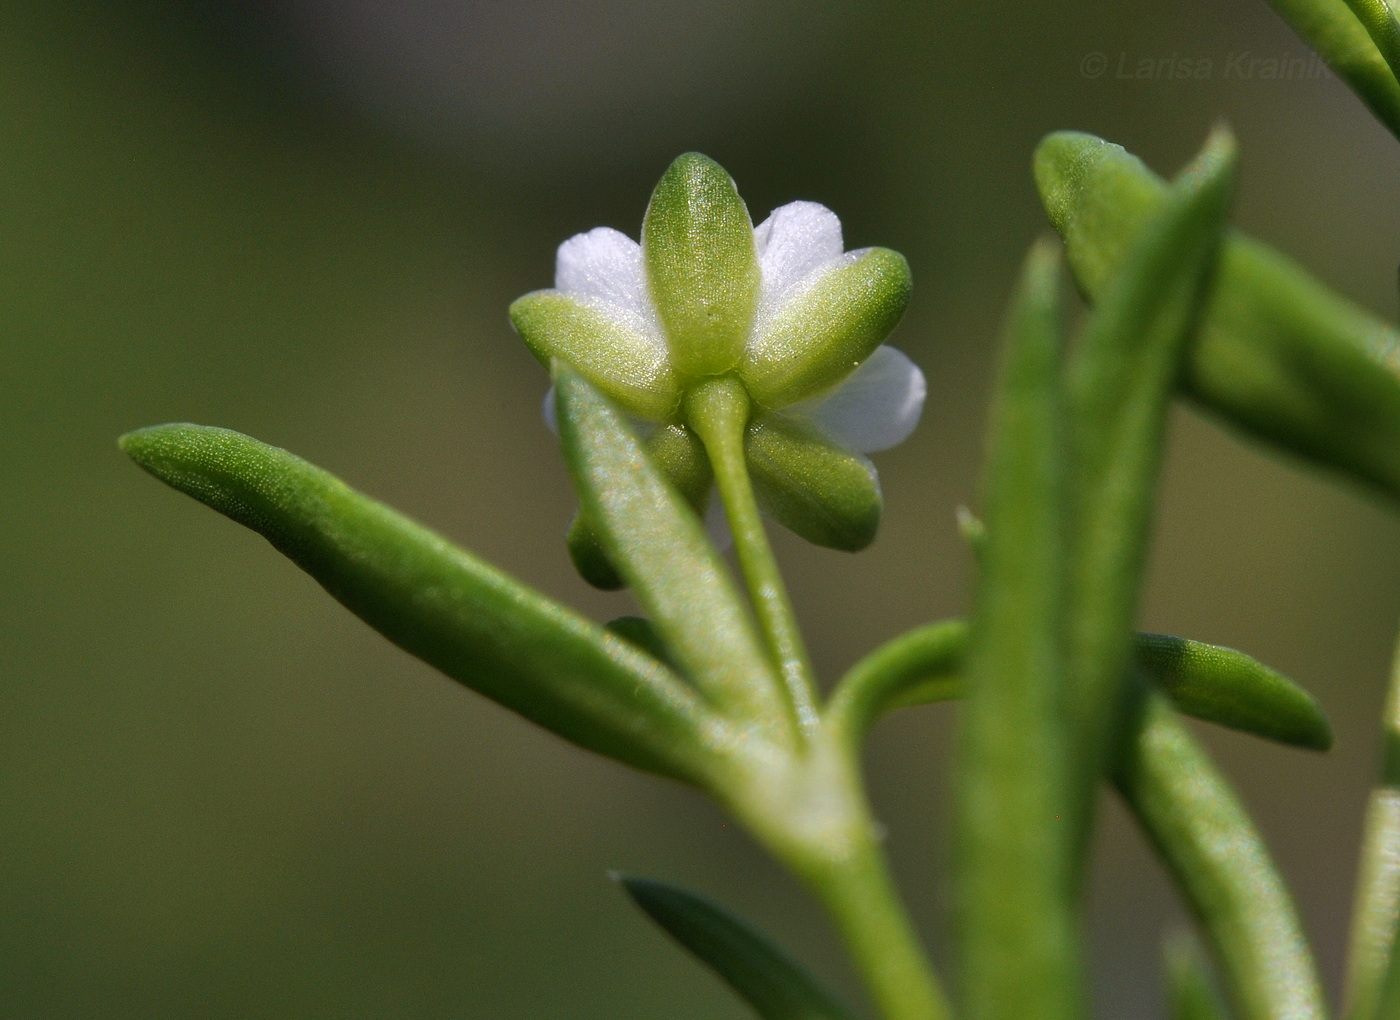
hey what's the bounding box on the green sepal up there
[1036,131,1400,504]
[565,424,714,591]
[1165,932,1232,1020]
[567,513,625,590]
[509,291,679,422]
[553,366,791,740]
[643,153,760,380]
[119,423,717,784]
[742,248,912,408]
[616,875,858,1020]
[743,413,882,552]
[826,620,1332,756]
[1114,692,1327,1020]
[1263,0,1400,139]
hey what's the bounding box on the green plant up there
[118,3,1400,1016]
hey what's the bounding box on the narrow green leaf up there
[1166,932,1233,1020]
[825,620,967,744]
[568,423,714,591]
[1114,692,1326,1020]
[119,424,717,783]
[954,238,1080,1020]
[554,366,792,741]
[643,152,761,379]
[1036,131,1400,503]
[617,875,858,1020]
[826,622,1331,754]
[1264,0,1400,140]
[1343,618,1400,1020]
[1063,128,1236,843]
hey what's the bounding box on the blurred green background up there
[5,1,1400,1016]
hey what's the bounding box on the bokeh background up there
[5,1,1400,1016]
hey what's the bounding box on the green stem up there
[685,376,820,736]
[725,733,952,1020]
[1343,614,1400,1020]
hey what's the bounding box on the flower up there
[511,153,924,588]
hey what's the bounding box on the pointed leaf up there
[617,875,858,1020]
[643,152,760,379]
[1036,131,1400,504]
[119,424,716,782]
[742,248,912,408]
[1263,0,1400,139]
[1063,128,1236,839]
[827,622,1331,754]
[1136,633,1331,751]
[554,366,791,739]
[954,238,1080,1020]
[746,413,882,552]
[1114,692,1326,1020]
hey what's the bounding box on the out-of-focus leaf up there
[554,366,792,741]
[1115,692,1326,1020]
[1062,127,1236,841]
[954,238,1079,1020]
[119,424,717,783]
[1036,131,1400,503]
[1166,932,1232,1020]
[826,622,1330,754]
[1263,0,1400,139]
[617,875,857,1020]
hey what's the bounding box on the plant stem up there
[685,375,820,736]
[1343,613,1400,1020]
[726,733,952,1020]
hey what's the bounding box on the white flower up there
[511,153,924,584]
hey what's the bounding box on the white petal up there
[542,385,558,434]
[704,491,735,552]
[799,346,926,453]
[752,201,844,322]
[554,227,665,351]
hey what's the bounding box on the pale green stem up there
[725,731,953,1020]
[1343,614,1400,1020]
[685,376,820,736]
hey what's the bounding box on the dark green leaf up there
[1136,633,1331,751]
[826,622,1331,754]
[119,423,717,783]
[617,875,857,1020]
